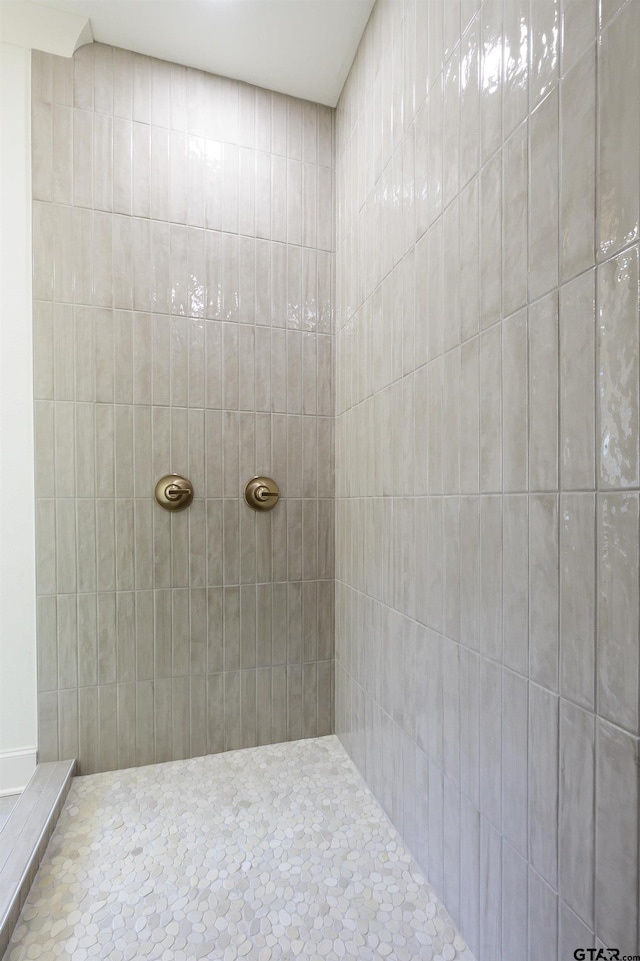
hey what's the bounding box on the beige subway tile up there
[93,113,113,212]
[223,671,241,751]
[116,591,138,679]
[131,123,151,220]
[58,688,78,762]
[136,590,154,681]
[595,719,640,952]
[77,593,97,686]
[78,686,99,774]
[559,903,595,959]
[132,53,151,124]
[32,101,53,202]
[73,108,93,209]
[96,499,115,592]
[530,0,560,108]
[502,125,528,317]
[529,292,559,491]
[36,499,57,595]
[97,592,116,687]
[528,869,558,961]
[116,682,136,770]
[34,401,55,498]
[205,499,223,587]
[598,1,640,259]
[479,325,501,492]
[115,499,135,592]
[502,309,528,492]
[239,669,256,749]
[561,0,596,75]
[502,671,528,858]
[459,797,480,950]
[480,150,502,328]
[205,673,224,755]
[529,494,559,692]
[287,663,303,741]
[222,499,240,585]
[76,499,96,594]
[32,50,54,105]
[559,700,595,926]
[479,659,501,828]
[597,493,639,733]
[459,496,480,652]
[172,590,190,677]
[597,247,639,489]
[92,212,113,308]
[502,842,528,961]
[33,202,55,301]
[459,177,480,342]
[133,686,154,772]
[73,44,93,109]
[529,683,559,887]
[502,495,528,675]
[154,677,172,763]
[559,270,595,489]
[55,499,77,594]
[479,495,502,661]
[560,47,596,281]
[529,89,559,300]
[170,507,190,593]
[112,218,133,311]
[38,690,59,762]
[53,204,74,304]
[113,47,133,120]
[34,301,54,400]
[72,207,93,306]
[442,50,460,209]
[113,119,132,216]
[480,2,503,162]
[460,338,479,493]
[37,594,58,692]
[503,0,528,138]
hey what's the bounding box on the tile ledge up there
[0,759,75,960]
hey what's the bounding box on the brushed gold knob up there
[155,474,194,512]
[244,476,280,512]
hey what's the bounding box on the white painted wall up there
[0,6,91,795]
[0,40,37,795]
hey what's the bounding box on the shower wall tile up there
[597,246,639,490]
[335,1,638,958]
[560,46,596,282]
[33,44,334,775]
[597,0,640,260]
[595,718,639,952]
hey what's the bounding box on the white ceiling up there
[30,0,374,106]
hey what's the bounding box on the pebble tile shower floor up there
[6,737,474,961]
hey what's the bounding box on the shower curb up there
[0,759,76,959]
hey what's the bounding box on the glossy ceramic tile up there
[335,0,639,958]
[597,0,640,259]
[32,43,335,775]
[597,246,639,490]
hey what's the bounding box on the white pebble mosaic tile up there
[6,736,474,961]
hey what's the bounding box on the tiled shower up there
[31,44,335,772]
[27,0,640,959]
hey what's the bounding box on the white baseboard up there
[0,747,37,795]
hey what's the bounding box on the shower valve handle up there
[165,482,192,500]
[154,474,194,512]
[244,476,280,511]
